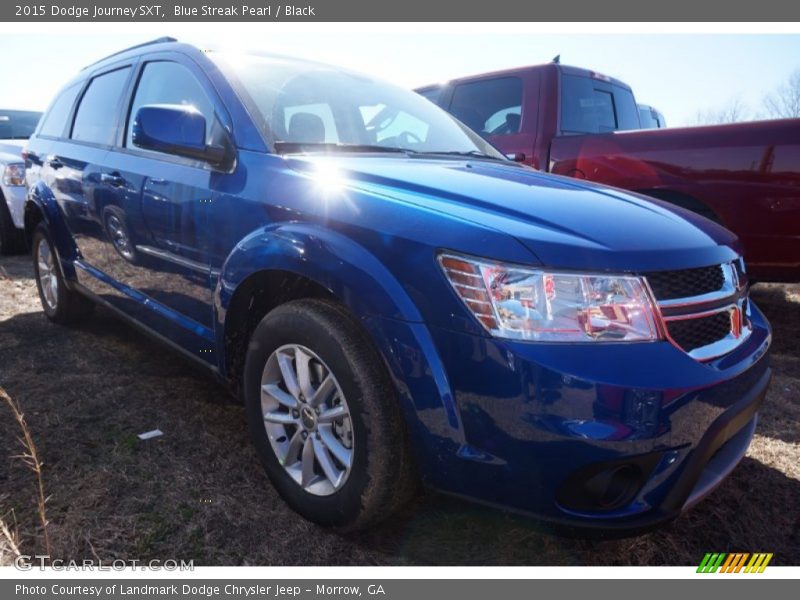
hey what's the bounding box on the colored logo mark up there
[697,552,773,573]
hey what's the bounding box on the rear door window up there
[71,67,131,146]
[449,77,523,136]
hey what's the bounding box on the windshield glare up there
[212,53,504,158]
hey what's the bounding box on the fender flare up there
[216,222,424,324]
[215,223,467,476]
[25,181,82,282]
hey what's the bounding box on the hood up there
[0,139,26,163]
[287,155,740,272]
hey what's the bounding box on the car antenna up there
[551,54,561,64]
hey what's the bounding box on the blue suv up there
[24,39,771,532]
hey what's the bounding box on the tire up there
[0,194,25,255]
[32,224,94,324]
[243,298,416,529]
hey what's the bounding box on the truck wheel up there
[0,195,25,255]
[243,299,416,529]
[32,224,94,324]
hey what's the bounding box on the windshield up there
[0,110,42,140]
[211,53,504,158]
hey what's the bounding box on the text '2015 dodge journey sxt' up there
[23,38,771,533]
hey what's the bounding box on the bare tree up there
[764,69,800,119]
[694,97,751,125]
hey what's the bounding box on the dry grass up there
[0,253,798,566]
[0,506,22,565]
[1,386,51,561]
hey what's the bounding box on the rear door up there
[40,65,134,282]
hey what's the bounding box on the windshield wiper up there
[274,141,415,155]
[416,150,507,162]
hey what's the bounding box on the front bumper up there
[370,300,771,532]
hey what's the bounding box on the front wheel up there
[243,299,416,529]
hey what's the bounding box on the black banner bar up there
[4,579,798,600]
[3,0,800,22]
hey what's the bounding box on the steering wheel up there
[398,131,423,146]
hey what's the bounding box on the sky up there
[0,24,798,126]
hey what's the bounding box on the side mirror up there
[506,152,526,163]
[132,104,230,168]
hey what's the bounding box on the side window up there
[71,67,131,145]
[38,84,81,138]
[612,86,640,130]
[417,86,442,104]
[561,74,641,134]
[449,77,523,136]
[126,61,217,150]
[593,90,617,132]
[283,103,339,143]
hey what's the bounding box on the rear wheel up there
[243,299,416,529]
[32,224,94,324]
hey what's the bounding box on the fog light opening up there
[587,465,642,509]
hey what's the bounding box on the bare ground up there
[0,254,798,566]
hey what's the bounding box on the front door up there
[99,58,230,363]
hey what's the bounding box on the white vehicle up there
[1,109,41,254]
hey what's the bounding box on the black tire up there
[32,224,94,324]
[0,194,25,255]
[243,298,416,529]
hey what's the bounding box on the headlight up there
[2,163,25,187]
[439,253,660,342]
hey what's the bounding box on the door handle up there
[100,172,127,188]
[148,178,168,185]
[46,155,64,169]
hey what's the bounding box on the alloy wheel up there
[260,344,354,496]
[36,237,59,310]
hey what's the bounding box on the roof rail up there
[82,37,178,70]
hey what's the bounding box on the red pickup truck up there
[417,64,800,282]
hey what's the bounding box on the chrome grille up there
[646,261,750,361]
[667,311,734,354]
[646,264,725,301]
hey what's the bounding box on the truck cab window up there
[561,74,640,134]
[450,77,523,136]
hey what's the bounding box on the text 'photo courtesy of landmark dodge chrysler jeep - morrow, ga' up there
[23,39,771,532]
[417,62,800,283]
